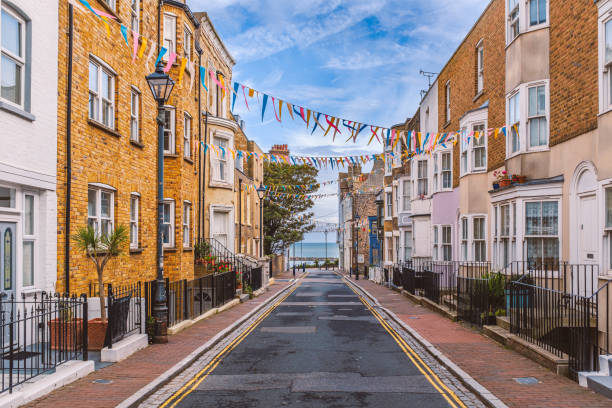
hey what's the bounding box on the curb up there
[342,276,509,408]
[116,280,298,408]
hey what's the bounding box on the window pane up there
[23,241,33,287]
[525,202,541,235]
[163,203,170,223]
[606,19,612,64]
[88,189,97,216]
[89,62,98,92]
[529,0,538,26]
[100,192,110,217]
[538,86,545,113]
[1,10,21,56]
[542,201,558,235]
[528,87,537,116]
[1,55,21,105]
[0,187,15,208]
[538,0,546,23]
[102,71,112,99]
[607,188,612,228]
[24,195,33,235]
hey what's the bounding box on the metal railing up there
[423,261,460,310]
[0,293,88,393]
[243,267,263,292]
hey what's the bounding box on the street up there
[142,270,485,408]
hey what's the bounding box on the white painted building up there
[0,0,58,296]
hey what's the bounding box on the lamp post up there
[145,60,175,344]
[354,214,360,280]
[256,183,266,258]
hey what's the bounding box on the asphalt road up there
[152,270,485,408]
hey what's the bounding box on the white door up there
[575,194,598,296]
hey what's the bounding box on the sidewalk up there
[347,275,611,408]
[23,281,292,408]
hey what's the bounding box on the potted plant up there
[492,170,506,190]
[73,224,129,350]
[495,170,511,188]
[511,174,519,183]
[49,299,83,350]
[517,175,527,184]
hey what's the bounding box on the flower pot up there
[88,318,109,351]
[499,179,511,188]
[492,182,500,190]
[517,175,526,184]
[49,318,83,350]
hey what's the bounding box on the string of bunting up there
[74,0,514,151]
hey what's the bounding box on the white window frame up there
[473,216,487,262]
[401,179,411,211]
[441,151,452,190]
[417,159,428,197]
[605,186,612,271]
[386,192,392,218]
[442,225,452,262]
[88,57,116,129]
[130,0,140,32]
[459,108,488,176]
[183,25,192,65]
[524,200,560,265]
[393,185,398,217]
[103,0,116,11]
[528,0,548,28]
[210,131,233,186]
[433,225,439,261]
[527,84,548,148]
[183,201,191,248]
[162,199,175,248]
[163,13,176,59]
[506,0,549,46]
[433,153,439,193]
[163,106,176,154]
[508,0,520,43]
[184,112,191,159]
[22,192,36,287]
[88,185,115,238]
[476,41,484,94]
[130,87,140,142]
[472,123,487,171]
[506,81,550,158]
[598,2,612,114]
[130,193,139,249]
[0,4,26,108]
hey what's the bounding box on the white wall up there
[419,80,438,134]
[0,0,58,294]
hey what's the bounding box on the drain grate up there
[93,379,113,384]
[513,377,539,385]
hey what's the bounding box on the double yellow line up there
[159,279,304,408]
[345,280,467,408]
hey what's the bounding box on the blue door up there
[368,217,379,265]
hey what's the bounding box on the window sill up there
[130,139,145,149]
[184,157,194,165]
[0,101,35,121]
[183,247,194,252]
[130,247,144,254]
[163,247,177,253]
[164,153,179,158]
[88,119,121,138]
[472,90,484,102]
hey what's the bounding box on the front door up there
[0,223,16,297]
[576,195,598,295]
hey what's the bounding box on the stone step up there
[599,355,612,376]
[586,375,612,399]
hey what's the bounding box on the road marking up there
[159,276,306,408]
[260,326,317,333]
[345,279,467,408]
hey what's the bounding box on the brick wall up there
[435,0,506,186]
[549,0,598,146]
[57,0,201,294]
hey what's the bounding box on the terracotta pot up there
[88,318,109,351]
[48,318,83,350]
[517,175,527,184]
[499,179,511,188]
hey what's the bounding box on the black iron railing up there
[0,293,88,393]
[244,267,263,292]
[422,261,459,309]
[400,258,431,295]
[105,283,142,348]
[392,266,402,287]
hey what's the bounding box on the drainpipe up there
[202,111,208,238]
[157,1,162,50]
[65,3,74,294]
[197,52,202,241]
[238,179,242,253]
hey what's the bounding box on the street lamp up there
[256,183,266,258]
[354,214,360,280]
[145,60,175,344]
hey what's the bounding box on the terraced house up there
[376,0,612,389]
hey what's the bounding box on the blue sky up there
[192,0,488,242]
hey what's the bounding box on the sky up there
[192,0,489,242]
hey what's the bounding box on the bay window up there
[1,5,25,107]
[508,0,520,42]
[473,124,486,170]
[88,58,115,128]
[528,85,547,147]
[529,0,547,27]
[88,186,114,238]
[162,199,175,248]
[508,92,520,154]
[525,201,559,265]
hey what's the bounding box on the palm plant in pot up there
[73,224,128,350]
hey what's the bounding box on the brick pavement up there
[348,276,611,408]
[24,281,291,408]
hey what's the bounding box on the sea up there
[289,242,339,264]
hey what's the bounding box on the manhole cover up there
[93,379,113,384]
[513,377,539,385]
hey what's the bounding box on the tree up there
[73,225,129,320]
[263,162,318,255]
